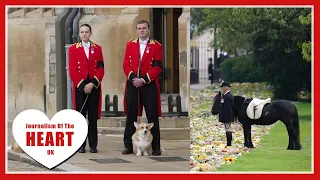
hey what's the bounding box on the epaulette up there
[130,38,138,43]
[149,39,155,44]
[91,41,97,47]
[75,42,82,49]
[75,41,98,49]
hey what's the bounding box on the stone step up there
[98,127,190,140]
[98,116,189,128]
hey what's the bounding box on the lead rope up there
[79,45,90,115]
[137,42,142,124]
[80,94,89,114]
[137,89,140,124]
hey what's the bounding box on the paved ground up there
[64,135,189,172]
[6,83,215,173]
[7,160,52,172]
[7,123,189,172]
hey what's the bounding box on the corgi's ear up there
[134,121,139,128]
[148,122,154,129]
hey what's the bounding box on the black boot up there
[226,132,232,146]
[121,145,133,155]
[78,147,85,153]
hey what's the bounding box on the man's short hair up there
[136,20,150,28]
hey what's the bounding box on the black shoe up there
[152,150,161,156]
[78,147,86,153]
[121,148,132,155]
[90,148,98,153]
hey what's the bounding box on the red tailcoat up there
[123,38,163,117]
[68,41,105,119]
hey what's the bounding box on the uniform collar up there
[139,37,149,45]
[82,40,90,48]
[224,91,230,95]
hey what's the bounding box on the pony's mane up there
[232,95,247,119]
[234,95,246,101]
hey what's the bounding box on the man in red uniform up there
[122,20,163,156]
[68,24,105,153]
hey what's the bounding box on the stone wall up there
[44,17,57,118]
[178,8,190,112]
[7,17,54,120]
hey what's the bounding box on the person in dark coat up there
[69,24,105,153]
[208,58,214,85]
[218,81,234,146]
[122,20,163,156]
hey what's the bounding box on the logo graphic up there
[12,109,88,169]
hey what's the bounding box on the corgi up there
[132,122,154,156]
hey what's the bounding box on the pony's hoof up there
[295,145,302,150]
[244,143,254,148]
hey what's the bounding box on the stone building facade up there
[7,7,190,120]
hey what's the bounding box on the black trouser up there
[123,80,161,151]
[76,84,100,149]
[209,73,214,85]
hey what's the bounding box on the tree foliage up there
[220,55,265,83]
[192,8,312,100]
[298,12,312,62]
[191,8,254,55]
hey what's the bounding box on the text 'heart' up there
[12,109,88,169]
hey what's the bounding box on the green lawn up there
[217,102,312,172]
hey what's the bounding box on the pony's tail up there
[293,104,300,142]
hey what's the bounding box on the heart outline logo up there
[12,109,88,169]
